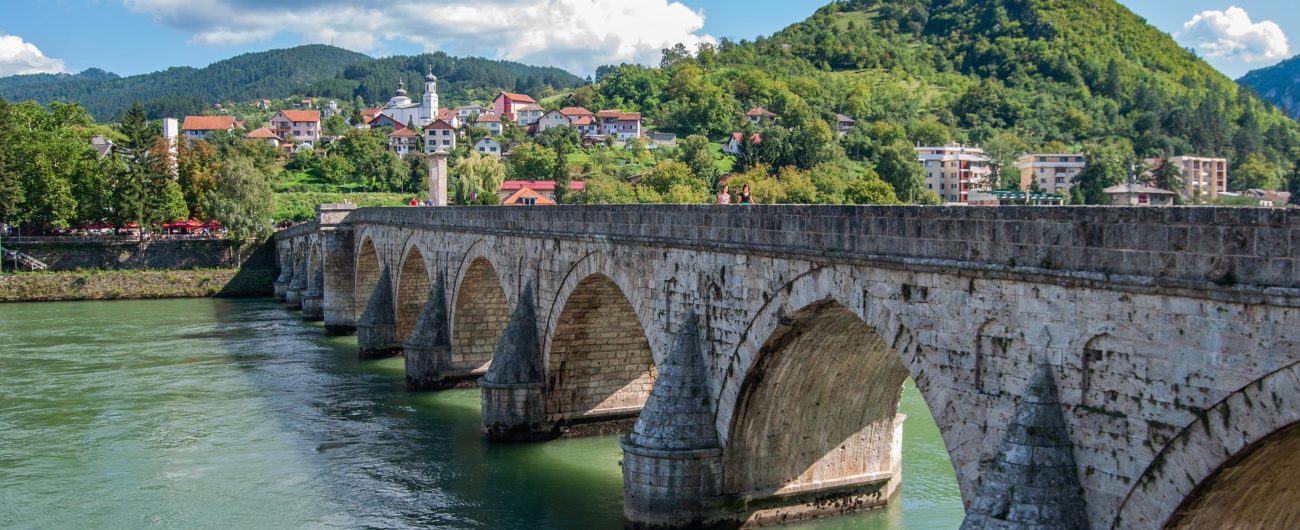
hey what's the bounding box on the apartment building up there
[1145,156,1229,200]
[916,143,993,203]
[1018,153,1086,195]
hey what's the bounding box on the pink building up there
[493,92,537,122]
[270,110,321,144]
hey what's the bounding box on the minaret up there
[422,72,439,125]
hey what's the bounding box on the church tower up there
[422,72,439,125]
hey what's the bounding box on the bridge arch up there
[354,236,383,321]
[544,271,656,422]
[395,243,432,343]
[542,250,662,366]
[1113,360,1300,529]
[449,242,511,377]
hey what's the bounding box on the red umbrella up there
[184,219,203,229]
[125,222,140,229]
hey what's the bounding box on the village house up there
[1240,189,1292,207]
[836,113,857,137]
[245,128,284,147]
[746,106,777,126]
[497,180,586,203]
[1018,153,1086,195]
[89,135,114,159]
[368,114,406,130]
[475,113,503,135]
[515,104,545,126]
[1104,183,1178,206]
[359,108,383,127]
[501,187,556,206]
[725,132,761,155]
[180,115,243,141]
[423,119,456,154]
[455,105,493,120]
[917,143,994,204]
[269,109,321,144]
[388,128,420,158]
[572,115,599,136]
[474,137,503,158]
[536,109,573,133]
[493,92,538,122]
[595,110,642,140]
[322,100,340,119]
[645,131,677,149]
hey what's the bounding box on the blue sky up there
[0,1,1294,79]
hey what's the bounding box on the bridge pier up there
[404,273,464,389]
[285,273,305,310]
[480,284,558,441]
[302,263,325,321]
[357,268,400,358]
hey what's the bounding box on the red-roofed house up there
[725,132,762,155]
[537,109,572,133]
[474,113,503,135]
[245,127,284,147]
[422,119,456,154]
[560,107,594,119]
[360,107,384,125]
[181,116,242,141]
[501,186,556,206]
[746,106,777,125]
[493,92,537,122]
[270,109,321,144]
[571,115,598,136]
[389,127,420,158]
[596,110,642,140]
[368,113,406,130]
[515,103,544,126]
[496,180,586,202]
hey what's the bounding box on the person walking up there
[737,184,753,205]
[717,184,732,205]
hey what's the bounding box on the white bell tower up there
[422,72,439,124]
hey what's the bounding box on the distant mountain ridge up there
[1239,55,1300,119]
[0,45,584,121]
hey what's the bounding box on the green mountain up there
[0,45,584,121]
[1239,55,1300,119]
[588,0,1299,176]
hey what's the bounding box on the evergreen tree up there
[552,143,571,203]
[1148,158,1184,204]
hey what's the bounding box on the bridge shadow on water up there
[207,298,626,529]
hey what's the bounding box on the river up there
[0,298,964,529]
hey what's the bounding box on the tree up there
[875,141,925,203]
[640,160,709,203]
[176,139,219,218]
[1233,153,1281,191]
[1148,158,1184,203]
[1289,160,1300,206]
[552,143,572,203]
[451,152,506,205]
[323,115,350,137]
[202,156,274,246]
[1072,144,1128,205]
[507,142,557,181]
[676,134,720,190]
[844,176,900,205]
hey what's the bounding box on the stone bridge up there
[274,204,1300,529]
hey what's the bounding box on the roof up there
[246,128,283,140]
[475,136,499,145]
[499,180,586,192]
[181,115,238,131]
[618,112,642,122]
[571,115,595,126]
[836,113,856,123]
[1104,183,1178,195]
[560,107,593,117]
[596,109,622,118]
[516,103,544,112]
[276,110,320,122]
[501,187,557,206]
[497,91,537,104]
[476,114,501,123]
[746,106,776,117]
[389,128,419,138]
[730,132,762,144]
[423,119,455,130]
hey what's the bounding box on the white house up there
[536,109,573,133]
[180,115,242,141]
[269,109,321,144]
[515,103,545,126]
[475,114,503,135]
[423,119,456,154]
[474,137,502,158]
[456,105,493,120]
[389,128,420,158]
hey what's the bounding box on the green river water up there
[0,298,964,529]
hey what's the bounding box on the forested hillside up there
[574,0,1300,193]
[0,45,584,121]
[1240,55,1300,120]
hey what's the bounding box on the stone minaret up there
[428,150,449,207]
[422,72,439,125]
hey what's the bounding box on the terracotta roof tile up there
[181,115,238,131]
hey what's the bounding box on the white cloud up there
[0,34,66,76]
[121,0,713,74]
[1179,6,1289,63]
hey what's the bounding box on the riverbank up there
[0,268,273,302]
